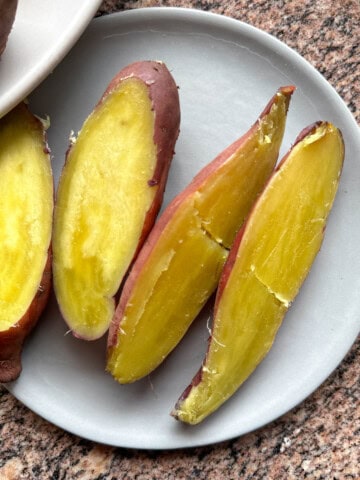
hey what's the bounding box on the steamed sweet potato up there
[173,121,344,424]
[0,0,18,56]
[53,60,180,340]
[0,103,53,382]
[107,87,294,383]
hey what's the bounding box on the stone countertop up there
[1,1,359,478]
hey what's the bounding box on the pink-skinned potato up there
[0,253,52,383]
[0,0,18,56]
[99,61,181,248]
[0,103,54,383]
[53,60,181,340]
[107,86,294,383]
[172,121,344,424]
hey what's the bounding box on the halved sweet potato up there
[53,61,180,340]
[0,0,18,56]
[107,86,295,383]
[172,121,344,424]
[0,103,53,383]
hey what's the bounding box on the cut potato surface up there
[173,122,344,424]
[0,106,52,330]
[53,61,180,340]
[107,87,294,383]
[0,103,53,382]
[108,197,228,380]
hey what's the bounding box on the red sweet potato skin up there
[60,61,180,287]
[107,86,294,349]
[102,61,181,254]
[0,0,18,56]
[53,61,180,340]
[0,251,52,383]
[173,121,344,413]
[215,121,338,303]
[0,103,53,383]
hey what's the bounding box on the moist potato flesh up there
[0,107,53,331]
[194,98,289,248]
[53,78,157,339]
[108,89,293,382]
[245,125,343,302]
[174,123,344,424]
[107,197,228,382]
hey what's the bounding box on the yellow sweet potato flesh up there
[107,198,227,381]
[0,105,53,331]
[240,125,343,304]
[194,104,289,249]
[174,123,344,424]
[53,79,157,339]
[107,89,292,382]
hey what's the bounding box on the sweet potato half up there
[107,86,295,383]
[0,103,53,383]
[0,0,18,56]
[172,121,344,424]
[53,61,180,340]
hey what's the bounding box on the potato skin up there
[0,104,53,383]
[53,61,180,340]
[62,61,180,269]
[215,121,343,303]
[174,124,325,398]
[108,86,294,349]
[0,251,52,383]
[172,121,344,423]
[0,0,18,56]
[99,60,180,255]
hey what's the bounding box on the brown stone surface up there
[1,1,359,479]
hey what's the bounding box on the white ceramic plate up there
[5,8,360,450]
[0,0,102,118]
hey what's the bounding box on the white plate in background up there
[0,0,102,117]
[5,8,360,449]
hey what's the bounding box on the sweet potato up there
[0,0,18,56]
[53,60,180,340]
[107,87,294,383]
[0,103,53,382]
[172,121,344,424]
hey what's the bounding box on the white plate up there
[5,8,360,449]
[0,0,102,118]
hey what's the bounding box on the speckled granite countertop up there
[1,1,359,478]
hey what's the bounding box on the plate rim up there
[0,0,103,119]
[93,6,359,133]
